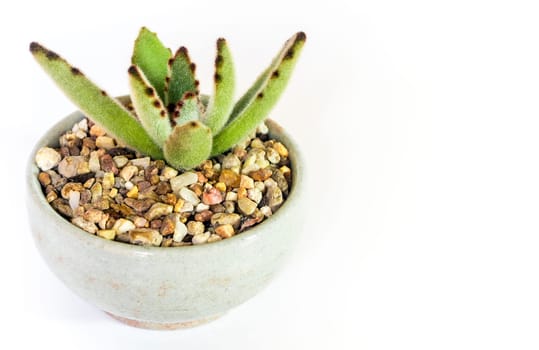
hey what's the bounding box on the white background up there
[2,0,539,348]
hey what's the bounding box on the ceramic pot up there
[26,107,304,329]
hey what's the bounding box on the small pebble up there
[249,168,272,181]
[95,136,115,150]
[113,218,136,234]
[145,203,173,221]
[240,175,254,189]
[119,165,138,181]
[260,206,273,217]
[187,221,205,235]
[130,157,151,168]
[102,172,115,190]
[180,201,194,213]
[219,169,241,188]
[173,218,188,242]
[38,172,51,186]
[160,215,176,235]
[238,197,257,215]
[97,229,116,240]
[207,234,222,243]
[196,203,210,212]
[113,155,129,168]
[225,191,238,202]
[58,156,87,178]
[272,142,289,158]
[192,232,211,245]
[72,217,97,233]
[179,187,200,205]
[170,172,198,193]
[215,224,235,238]
[194,210,213,222]
[266,186,283,210]
[89,151,101,172]
[129,228,163,246]
[89,124,106,137]
[211,213,241,227]
[215,182,227,192]
[247,188,263,204]
[60,182,84,199]
[161,166,178,180]
[222,154,241,169]
[35,147,61,171]
[68,191,81,211]
[202,187,223,205]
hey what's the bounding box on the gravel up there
[35,118,292,247]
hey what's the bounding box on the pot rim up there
[27,107,304,256]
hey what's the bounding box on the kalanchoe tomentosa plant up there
[29,28,306,170]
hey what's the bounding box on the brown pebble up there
[196,172,208,183]
[46,191,58,203]
[189,183,203,197]
[82,137,96,150]
[124,197,155,212]
[194,210,213,222]
[129,228,163,246]
[219,169,241,188]
[249,168,272,181]
[155,181,171,195]
[215,224,235,238]
[100,154,118,174]
[150,219,162,229]
[60,182,84,199]
[38,172,51,186]
[137,181,152,192]
[161,193,177,205]
[160,215,176,235]
[51,198,73,218]
[240,217,262,231]
[202,187,223,205]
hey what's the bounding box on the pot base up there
[105,312,223,330]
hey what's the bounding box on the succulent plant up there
[30,28,306,169]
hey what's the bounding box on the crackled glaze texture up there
[26,109,304,329]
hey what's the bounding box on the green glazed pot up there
[26,106,304,330]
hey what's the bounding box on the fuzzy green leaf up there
[166,47,198,108]
[30,42,163,159]
[163,121,212,170]
[171,92,203,127]
[128,65,172,146]
[211,32,306,156]
[227,33,304,124]
[203,38,235,134]
[132,27,171,101]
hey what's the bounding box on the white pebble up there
[172,218,188,242]
[180,202,194,213]
[192,232,211,245]
[260,206,273,217]
[130,157,151,168]
[196,203,210,212]
[225,192,238,201]
[124,181,134,190]
[35,147,61,171]
[247,188,263,204]
[170,172,198,193]
[89,151,101,172]
[113,218,136,234]
[179,187,200,205]
[68,191,80,211]
[78,119,88,132]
